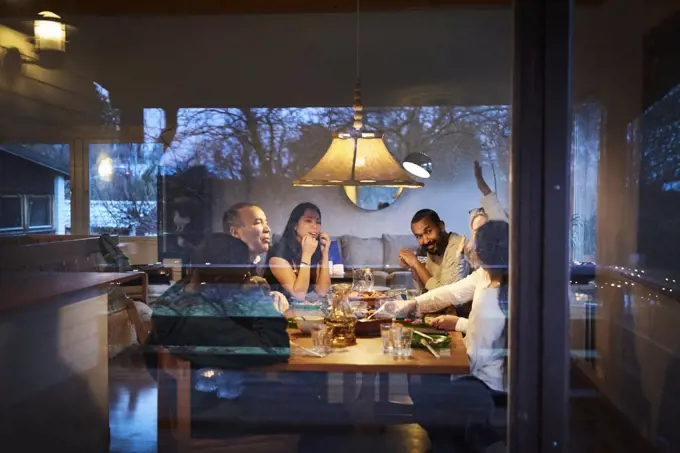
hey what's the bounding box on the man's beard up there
[425,242,440,255]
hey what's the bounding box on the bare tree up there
[90,144,160,235]
[168,105,511,185]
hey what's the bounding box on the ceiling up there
[65,9,514,110]
[1,0,521,17]
[0,0,609,122]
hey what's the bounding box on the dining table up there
[262,329,469,423]
[276,329,469,375]
[156,327,471,442]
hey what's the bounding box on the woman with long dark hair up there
[265,202,331,301]
[399,220,509,453]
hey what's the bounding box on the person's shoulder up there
[267,240,289,259]
[152,284,201,316]
[470,268,488,283]
[445,233,466,254]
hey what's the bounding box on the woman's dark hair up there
[474,220,510,387]
[278,202,322,262]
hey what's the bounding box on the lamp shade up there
[402,152,433,179]
[293,132,423,188]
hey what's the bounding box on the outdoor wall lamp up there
[34,11,67,55]
[0,11,70,78]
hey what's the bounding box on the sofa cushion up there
[382,234,419,269]
[339,235,384,269]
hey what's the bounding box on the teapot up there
[324,283,357,347]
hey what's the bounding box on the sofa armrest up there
[372,271,389,288]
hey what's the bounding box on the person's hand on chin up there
[398,249,418,267]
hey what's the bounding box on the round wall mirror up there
[343,186,404,211]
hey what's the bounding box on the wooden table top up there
[261,330,469,374]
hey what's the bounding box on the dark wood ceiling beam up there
[0,0,599,17]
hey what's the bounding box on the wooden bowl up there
[354,318,386,337]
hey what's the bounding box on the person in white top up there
[398,220,509,453]
[465,161,509,264]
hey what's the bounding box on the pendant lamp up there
[292,1,423,189]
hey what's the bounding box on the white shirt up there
[480,192,508,223]
[415,268,507,392]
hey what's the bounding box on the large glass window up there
[88,143,163,236]
[570,2,680,452]
[0,1,534,449]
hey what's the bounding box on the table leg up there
[378,373,389,402]
[343,372,356,404]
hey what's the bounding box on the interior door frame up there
[509,0,573,452]
[76,126,150,235]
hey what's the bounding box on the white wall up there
[212,163,509,239]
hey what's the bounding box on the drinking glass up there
[380,323,394,353]
[311,325,331,355]
[397,327,414,357]
[390,286,408,301]
[389,325,403,356]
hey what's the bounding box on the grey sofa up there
[335,234,418,288]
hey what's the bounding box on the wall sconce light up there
[34,11,67,54]
[0,11,71,76]
[32,11,70,69]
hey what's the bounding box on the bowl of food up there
[295,315,325,334]
[354,317,385,336]
[291,301,324,319]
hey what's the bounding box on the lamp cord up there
[356,0,360,79]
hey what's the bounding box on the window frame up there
[0,194,25,233]
[26,194,54,231]
[0,193,55,234]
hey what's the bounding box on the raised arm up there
[481,193,508,222]
[475,160,508,222]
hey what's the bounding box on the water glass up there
[389,325,403,356]
[380,323,393,354]
[390,287,408,301]
[311,325,331,355]
[392,326,413,357]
